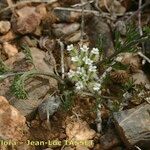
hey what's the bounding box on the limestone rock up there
[64,31,81,44]
[66,120,96,141]
[76,146,89,150]
[131,70,150,88]
[113,103,150,149]
[0,21,11,34]
[4,48,58,119]
[52,23,80,37]
[30,47,54,74]
[36,4,47,19]
[0,96,26,141]
[0,30,16,42]
[87,16,114,58]
[63,147,74,150]
[11,6,42,34]
[3,42,18,58]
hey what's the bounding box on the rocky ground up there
[0,0,150,150]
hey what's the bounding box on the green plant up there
[21,45,35,67]
[10,69,63,99]
[11,74,28,99]
[67,44,101,93]
[0,58,9,75]
[62,90,74,111]
[98,24,149,65]
[10,70,37,99]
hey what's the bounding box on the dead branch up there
[80,0,85,45]
[54,7,115,20]
[138,52,150,64]
[57,39,65,79]
[0,70,64,84]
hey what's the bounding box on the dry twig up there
[54,7,115,20]
[0,71,64,84]
[138,52,150,64]
[138,0,146,54]
[80,0,85,45]
[57,39,65,79]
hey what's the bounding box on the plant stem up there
[0,70,64,84]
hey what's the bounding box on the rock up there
[11,6,42,34]
[30,47,54,74]
[64,31,82,44]
[10,76,55,120]
[4,48,58,120]
[63,147,74,150]
[52,23,80,37]
[19,36,37,47]
[99,129,121,150]
[5,52,26,71]
[33,25,42,36]
[6,47,56,74]
[0,21,11,34]
[3,42,18,58]
[87,16,114,58]
[96,0,126,15]
[0,30,16,42]
[36,4,47,19]
[0,96,27,141]
[38,95,61,120]
[66,120,96,141]
[113,103,150,149]
[131,70,150,87]
[53,7,81,22]
[76,145,89,150]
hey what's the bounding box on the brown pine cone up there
[110,70,129,83]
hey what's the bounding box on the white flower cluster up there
[67,44,101,91]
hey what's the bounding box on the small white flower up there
[71,56,79,62]
[83,57,93,65]
[93,83,101,91]
[75,81,84,90]
[89,65,97,72]
[81,74,88,81]
[115,56,123,62]
[68,70,76,78]
[67,44,74,51]
[91,48,99,55]
[76,67,85,75]
[80,45,89,52]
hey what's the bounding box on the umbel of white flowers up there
[67,44,101,92]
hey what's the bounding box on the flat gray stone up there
[113,103,150,149]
